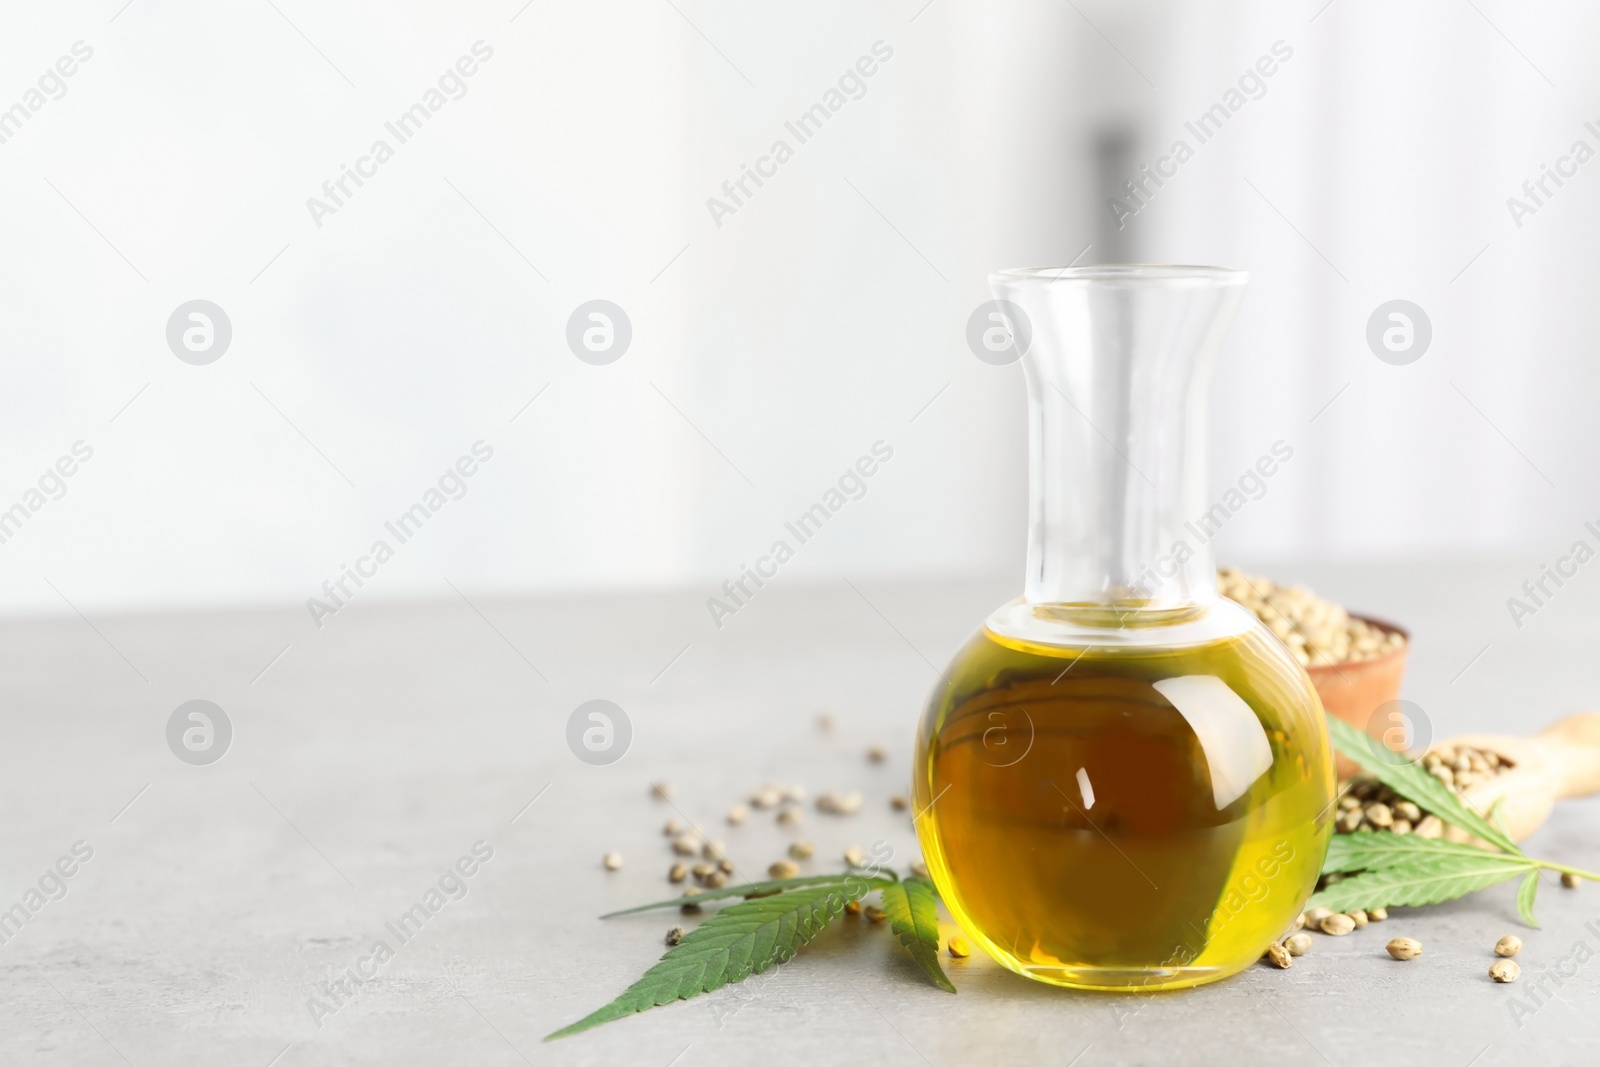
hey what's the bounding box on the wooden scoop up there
[1440,713,1600,844]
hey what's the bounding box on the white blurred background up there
[2,0,1598,616]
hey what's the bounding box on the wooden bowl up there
[1303,615,1410,780]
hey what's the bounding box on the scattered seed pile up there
[1219,567,1406,667]
[1274,831,1578,983]
[1266,905,1548,984]
[600,713,925,919]
[639,773,918,905]
[1334,743,1514,840]
[1262,905,1380,969]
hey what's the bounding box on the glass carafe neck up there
[990,266,1247,621]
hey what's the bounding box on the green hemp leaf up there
[1325,716,1520,853]
[548,875,890,1040]
[1320,718,1599,924]
[1309,852,1535,913]
[1515,869,1541,929]
[599,872,888,917]
[879,876,955,993]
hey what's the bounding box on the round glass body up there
[914,599,1334,990]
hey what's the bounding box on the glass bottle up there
[914,265,1334,991]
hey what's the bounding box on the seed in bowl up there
[1218,567,1406,667]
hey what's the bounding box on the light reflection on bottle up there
[1075,766,1096,810]
[1151,675,1272,810]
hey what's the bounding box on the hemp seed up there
[750,787,783,810]
[663,817,684,836]
[602,851,623,871]
[947,936,971,958]
[1386,937,1423,960]
[890,795,910,812]
[671,834,700,856]
[691,863,714,881]
[777,807,804,827]
[843,845,865,868]
[1495,935,1522,958]
[704,871,728,889]
[788,840,815,860]
[1561,872,1581,889]
[665,926,685,946]
[867,745,887,763]
[727,804,748,825]
[668,863,688,883]
[1320,913,1356,936]
[844,900,862,916]
[1285,933,1313,956]
[817,791,863,815]
[1369,907,1387,922]
[651,782,673,800]
[1304,907,1332,926]
[1489,959,1520,983]
[1265,942,1293,969]
[768,860,799,880]
[702,839,727,860]
[864,905,887,924]
[1348,910,1368,929]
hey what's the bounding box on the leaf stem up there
[1535,860,1600,883]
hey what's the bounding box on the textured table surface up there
[3,559,1598,1066]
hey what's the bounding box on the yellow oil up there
[913,622,1334,991]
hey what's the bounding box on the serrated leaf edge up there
[549,880,871,1039]
[1327,717,1522,855]
[1322,833,1505,874]
[1307,854,1534,913]
[879,877,955,993]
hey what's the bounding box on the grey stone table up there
[3,560,1598,1066]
